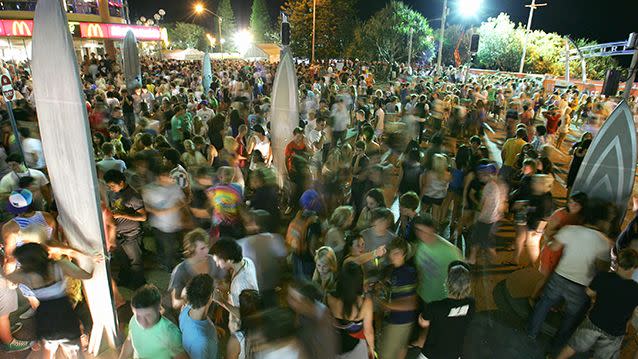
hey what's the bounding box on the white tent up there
[163,48,205,61]
[243,44,268,61]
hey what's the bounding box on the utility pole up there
[407,27,414,66]
[311,0,316,63]
[624,33,638,100]
[519,0,546,73]
[436,0,448,75]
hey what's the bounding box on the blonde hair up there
[223,136,238,152]
[312,246,338,292]
[532,174,554,193]
[329,206,354,229]
[183,228,210,258]
[432,153,448,176]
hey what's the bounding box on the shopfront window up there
[0,0,38,11]
[0,0,99,15]
[66,0,100,15]
[108,0,124,18]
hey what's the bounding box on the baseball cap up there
[299,189,322,213]
[477,164,497,174]
[7,189,33,214]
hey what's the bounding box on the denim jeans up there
[152,228,181,271]
[528,273,590,350]
[113,233,146,287]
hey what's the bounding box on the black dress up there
[566,148,587,188]
[31,264,82,341]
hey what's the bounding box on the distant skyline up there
[129,0,638,44]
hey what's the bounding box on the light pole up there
[311,0,316,63]
[195,3,224,54]
[519,0,546,73]
[436,0,448,75]
[624,33,638,101]
[437,0,482,74]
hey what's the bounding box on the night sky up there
[129,0,638,44]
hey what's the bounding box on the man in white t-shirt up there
[528,199,614,352]
[18,128,45,170]
[0,153,50,210]
[142,166,185,271]
[211,238,258,333]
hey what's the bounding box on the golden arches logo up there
[11,21,31,36]
[86,23,105,38]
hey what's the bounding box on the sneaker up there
[3,338,34,352]
[19,307,36,319]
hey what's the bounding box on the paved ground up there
[6,119,638,359]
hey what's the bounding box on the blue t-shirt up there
[387,264,418,324]
[179,305,218,359]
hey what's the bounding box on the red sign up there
[1,75,14,102]
[0,19,160,41]
[2,20,34,37]
[80,23,161,41]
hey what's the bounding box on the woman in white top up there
[420,153,452,230]
[247,125,272,170]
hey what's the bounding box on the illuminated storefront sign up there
[80,23,161,41]
[0,19,160,41]
[3,20,33,37]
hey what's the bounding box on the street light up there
[193,3,224,54]
[436,0,482,74]
[233,29,253,54]
[457,0,482,18]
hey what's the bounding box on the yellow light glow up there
[206,33,216,46]
[194,3,204,14]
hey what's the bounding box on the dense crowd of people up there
[0,52,637,359]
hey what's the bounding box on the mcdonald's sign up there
[2,20,34,37]
[80,23,161,41]
[80,23,107,39]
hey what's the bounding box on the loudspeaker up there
[602,69,621,96]
[281,22,290,46]
[470,34,480,53]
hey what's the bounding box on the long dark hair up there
[14,243,52,280]
[335,262,364,319]
[365,188,386,209]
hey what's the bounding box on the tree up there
[347,1,435,64]
[474,13,522,72]
[250,0,272,42]
[218,0,237,49]
[282,0,357,59]
[166,22,207,50]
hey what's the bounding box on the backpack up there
[285,211,316,255]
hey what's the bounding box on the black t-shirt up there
[589,272,638,336]
[122,95,134,114]
[107,185,145,236]
[526,192,553,230]
[191,185,211,230]
[421,297,475,359]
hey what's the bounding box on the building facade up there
[0,0,160,62]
